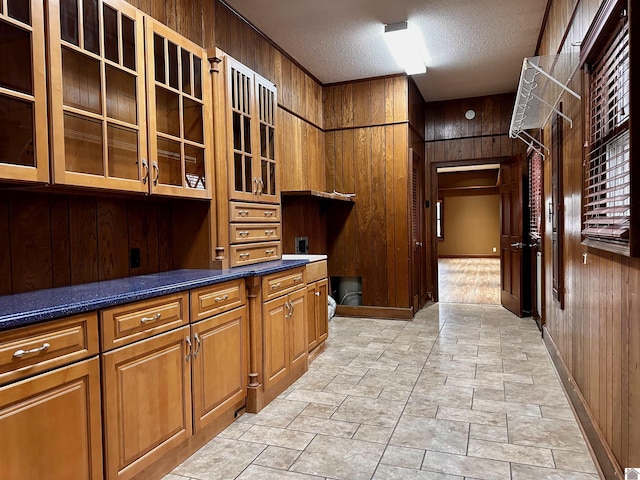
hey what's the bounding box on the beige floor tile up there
[286,415,359,438]
[552,448,598,473]
[237,399,308,428]
[289,435,385,480]
[472,388,506,402]
[353,424,395,444]
[299,403,337,419]
[381,445,425,469]
[469,424,509,443]
[436,406,506,426]
[359,369,421,391]
[510,463,600,479]
[508,415,589,452]
[373,464,463,479]
[409,384,474,408]
[236,465,324,479]
[252,446,301,470]
[323,381,383,398]
[284,388,347,406]
[238,425,315,450]
[540,405,576,421]
[390,416,469,455]
[217,420,254,439]
[445,377,506,390]
[472,398,542,417]
[467,438,554,467]
[474,372,534,384]
[421,450,511,480]
[331,395,405,427]
[504,382,568,407]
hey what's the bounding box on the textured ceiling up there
[223,0,548,102]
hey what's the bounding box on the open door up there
[500,155,525,316]
[411,149,427,312]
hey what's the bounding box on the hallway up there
[164,303,598,480]
[438,258,501,305]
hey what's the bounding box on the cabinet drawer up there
[230,223,280,244]
[191,279,246,321]
[230,242,281,267]
[262,267,306,301]
[229,201,280,223]
[101,292,189,350]
[306,260,328,283]
[0,313,99,385]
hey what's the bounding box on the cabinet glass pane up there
[168,41,178,89]
[63,112,103,175]
[234,152,242,191]
[62,47,102,114]
[183,98,202,143]
[184,145,205,190]
[244,156,252,192]
[193,56,202,100]
[122,15,135,70]
[7,0,30,25]
[0,20,32,94]
[0,95,34,167]
[107,124,138,180]
[269,162,276,195]
[261,160,267,194]
[153,33,165,83]
[232,112,241,151]
[82,0,99,54]
[156,137,182,186]
[243,116,251,153]
[155,86,180,137]
[260,123,266,158]
[60,0,79,46]
[106,65,137,124]
[181,49,191,95]
[268,127,275,160]
[103,5,118,63]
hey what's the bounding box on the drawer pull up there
[238,210,249,217]
[265,230,274,236]
[239,253,250,259]
[239,231,250,237]
[293,275,302,282]
[214,294,229,302]
[265,249,275,255]
[271,282,281,289]
[140,313,162,324]
[13,342,51,359]
[264,211,274,217]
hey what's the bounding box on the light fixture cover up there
[384,21,428,75]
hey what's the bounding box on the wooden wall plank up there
[354,128,372,303]
[393,124,409,307]
[68,196,99,285]
[146,203,159,274]
[385,125,396,306]
[126,201,147,277]
[0,193,12,295]
[49,196,71,288]
[157,202,173,272]
[97,199,129,281]
[371,126,388,306]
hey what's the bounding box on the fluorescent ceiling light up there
[384,21,428,75]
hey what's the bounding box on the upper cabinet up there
[0,0,49,183]
[225,55,278,204]
[42,0,212,198]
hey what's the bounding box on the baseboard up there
[438,254,500,258]
[335,305,414,319]
[543,327,623,480]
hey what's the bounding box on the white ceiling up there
[223,0,548,102]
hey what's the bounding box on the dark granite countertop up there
[0,259,308,332]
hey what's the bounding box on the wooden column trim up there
[245,276,263,413]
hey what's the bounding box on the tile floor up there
[164,303,600,480]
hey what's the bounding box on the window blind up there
[583,15,630,241]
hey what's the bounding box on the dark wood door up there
[500,155,524,316]
[411,149,427,312]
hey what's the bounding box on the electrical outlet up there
[492,247,497,253]
[295,236,309,254]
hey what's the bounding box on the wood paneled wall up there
[537,0,639,474]
[323,76,413,309]
[0,191,178,295]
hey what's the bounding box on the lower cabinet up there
[307,278,329,352]
[102,326,192,480]
[0,357,103,480]
[263,287,307,392]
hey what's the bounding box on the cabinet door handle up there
[214,294,229,302]
[271,282,281,289]
[140,313,162,324]
[141,158,149,185]
[239,253,250,259]
[284,301,291,319]
[264,211,274,217]
[315,291,321,297]
[239,231,250,237]
[13,342,50,358]
[152,161,159,186]
[258,178,264,195]
[253,177,259,194]
[185,336,192,361]
[193,333,201,358]
[293,275,302,282]
[289,301,294,316]
[238,210,249,217]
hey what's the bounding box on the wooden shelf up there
[281,190,355,202]
[438,185,498,193]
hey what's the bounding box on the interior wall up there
[438,192,500,257]
[537,0,639,472]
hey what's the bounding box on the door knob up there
[510,242,524,248]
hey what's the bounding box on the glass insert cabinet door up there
[48,0,148,192]
[145,17,212,199]
[225,55,277,204]
[0,0,49,183]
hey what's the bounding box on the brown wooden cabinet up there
[0,314,102,480]
[102,325,192,480]
[46,0,212,198]
[262,285,307,393]
[0,0,49,183]
[307,277,328,352]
